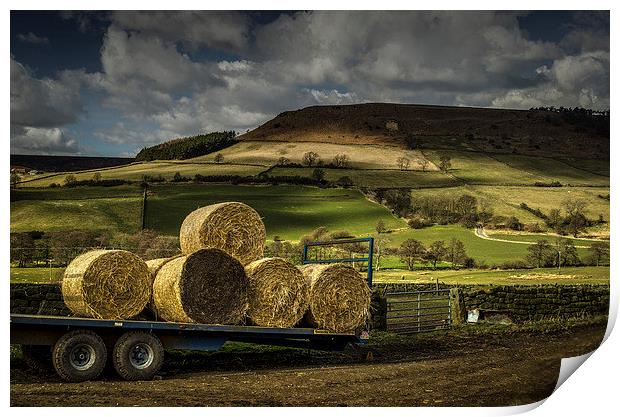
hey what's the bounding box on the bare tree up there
[396,157,411,170]
[399,239,425,270]
[214,153,224,163]
[439,155,452,172]
[332,153,350,168]
[420,159,429,172]
[302,151,320,166]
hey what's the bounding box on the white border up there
[3,2,616,415]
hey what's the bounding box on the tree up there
[92,172,102,182]
[420,159,429,172]
[332,153,350,168]
[302,151,320,166]
[312,168,325,182]
[425,240,446,269]
[396,157,411,170]
[399,239,426,271]
[383,189,412,217]
[214,153,224,163]
[173,172,183,182]
[439,155,452,172]
[506,216,523,231]
[555,238,580,268]
[546,208,563,233]
[373,237,391,271]
[10,172,20,188]
[446,238,467,267]
[587,241,610,266]
[64,174,77,186]
[563,198,588,237]
[336,176,353,187]
[526,240,554,268]
[10,233,36,267]
[375,219,386,234]
[277,156,290,166]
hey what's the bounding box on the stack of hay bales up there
[61,201,371,332]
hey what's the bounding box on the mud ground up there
[10,322,605,406]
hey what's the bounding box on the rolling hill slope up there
[239,103,609,160]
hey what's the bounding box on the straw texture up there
[179,202,266,266]
[300,263,371,332]
[152,248,249,324]
[244,258,309,327]
[61,249,152,320]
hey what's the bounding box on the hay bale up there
[300,263,371,332]
[152,248,248,324]
[62,250,151,320]
[244,258,309,327]
[179,202,266,265]
[145,256,182,281]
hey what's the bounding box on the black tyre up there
[112,332,164,381]
[22,345,52,372]
[52,330,107,382]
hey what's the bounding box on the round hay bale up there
[244,258,309,327]
[300,263,371,332]
[61,250,152,320]
[179,202,266,265]
[152,248,248,324]
[145,256,182,281]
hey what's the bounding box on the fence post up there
[450,288,466,325]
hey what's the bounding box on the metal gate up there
[386,289,452,334]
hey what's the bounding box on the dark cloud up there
[10,11,610,156]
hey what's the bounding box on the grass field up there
[144,184,405,240]
[10,267,64,284]
[17,162,265,187]
[424,150,608,186]
[485,232,601,247]
[374,266,610,285]
[410,185,610,235]
[268,167,458,188]
[193,141,438,170]
[383,225,592,265]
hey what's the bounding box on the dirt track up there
[11,323,604,407]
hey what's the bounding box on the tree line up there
[135,131,237,161]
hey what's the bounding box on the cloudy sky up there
[10,10,610,157]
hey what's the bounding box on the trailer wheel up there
[112,332,164,381]
[22,345,52,372]
[52,330,107,382]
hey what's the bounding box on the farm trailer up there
[10,237,374,383]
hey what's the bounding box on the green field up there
[10,267,64,284]
[11,184,602,265]
[424,150,608,186]
[11,195,142,234]
[144,184,404,240]
[18,162,265,187]
[374,266,610,285]
[410,185,610,236]
[486,232,601,247]
[268,167,458,188]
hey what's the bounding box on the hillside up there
[240,103,609,159]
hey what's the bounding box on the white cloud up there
[110,11,249,52]
[16,32,50,45]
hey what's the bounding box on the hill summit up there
[240,103,609,159]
